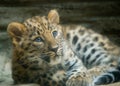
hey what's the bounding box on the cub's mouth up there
[41,54,51,63]
[39,48,63,66]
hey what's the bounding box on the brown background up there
[0,0,120,45]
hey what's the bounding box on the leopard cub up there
[7,9,120,86]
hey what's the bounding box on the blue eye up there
[52,31,58,37]
[34,37,42,42]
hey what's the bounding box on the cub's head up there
[7,10,63,70]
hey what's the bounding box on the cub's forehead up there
[23,16,57,33]
[23,16,49,31]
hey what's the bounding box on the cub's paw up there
[66,72,93,86]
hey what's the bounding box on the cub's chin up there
[57,47,63,56]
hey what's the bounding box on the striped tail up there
[94,66,120,85]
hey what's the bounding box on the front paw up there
[66,72,93,86]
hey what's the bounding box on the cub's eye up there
[34,37,42,42]
[52,31,58,37]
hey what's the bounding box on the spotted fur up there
[7,9,120,86]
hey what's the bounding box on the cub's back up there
[63,24,120,56]
[63,25,120,68]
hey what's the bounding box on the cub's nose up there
[49,46,58,53]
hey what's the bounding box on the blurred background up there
[0,0,120,86]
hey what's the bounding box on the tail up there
[94,66,120,85]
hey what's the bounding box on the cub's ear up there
[7,22,26,38]
[47,9,59,24]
